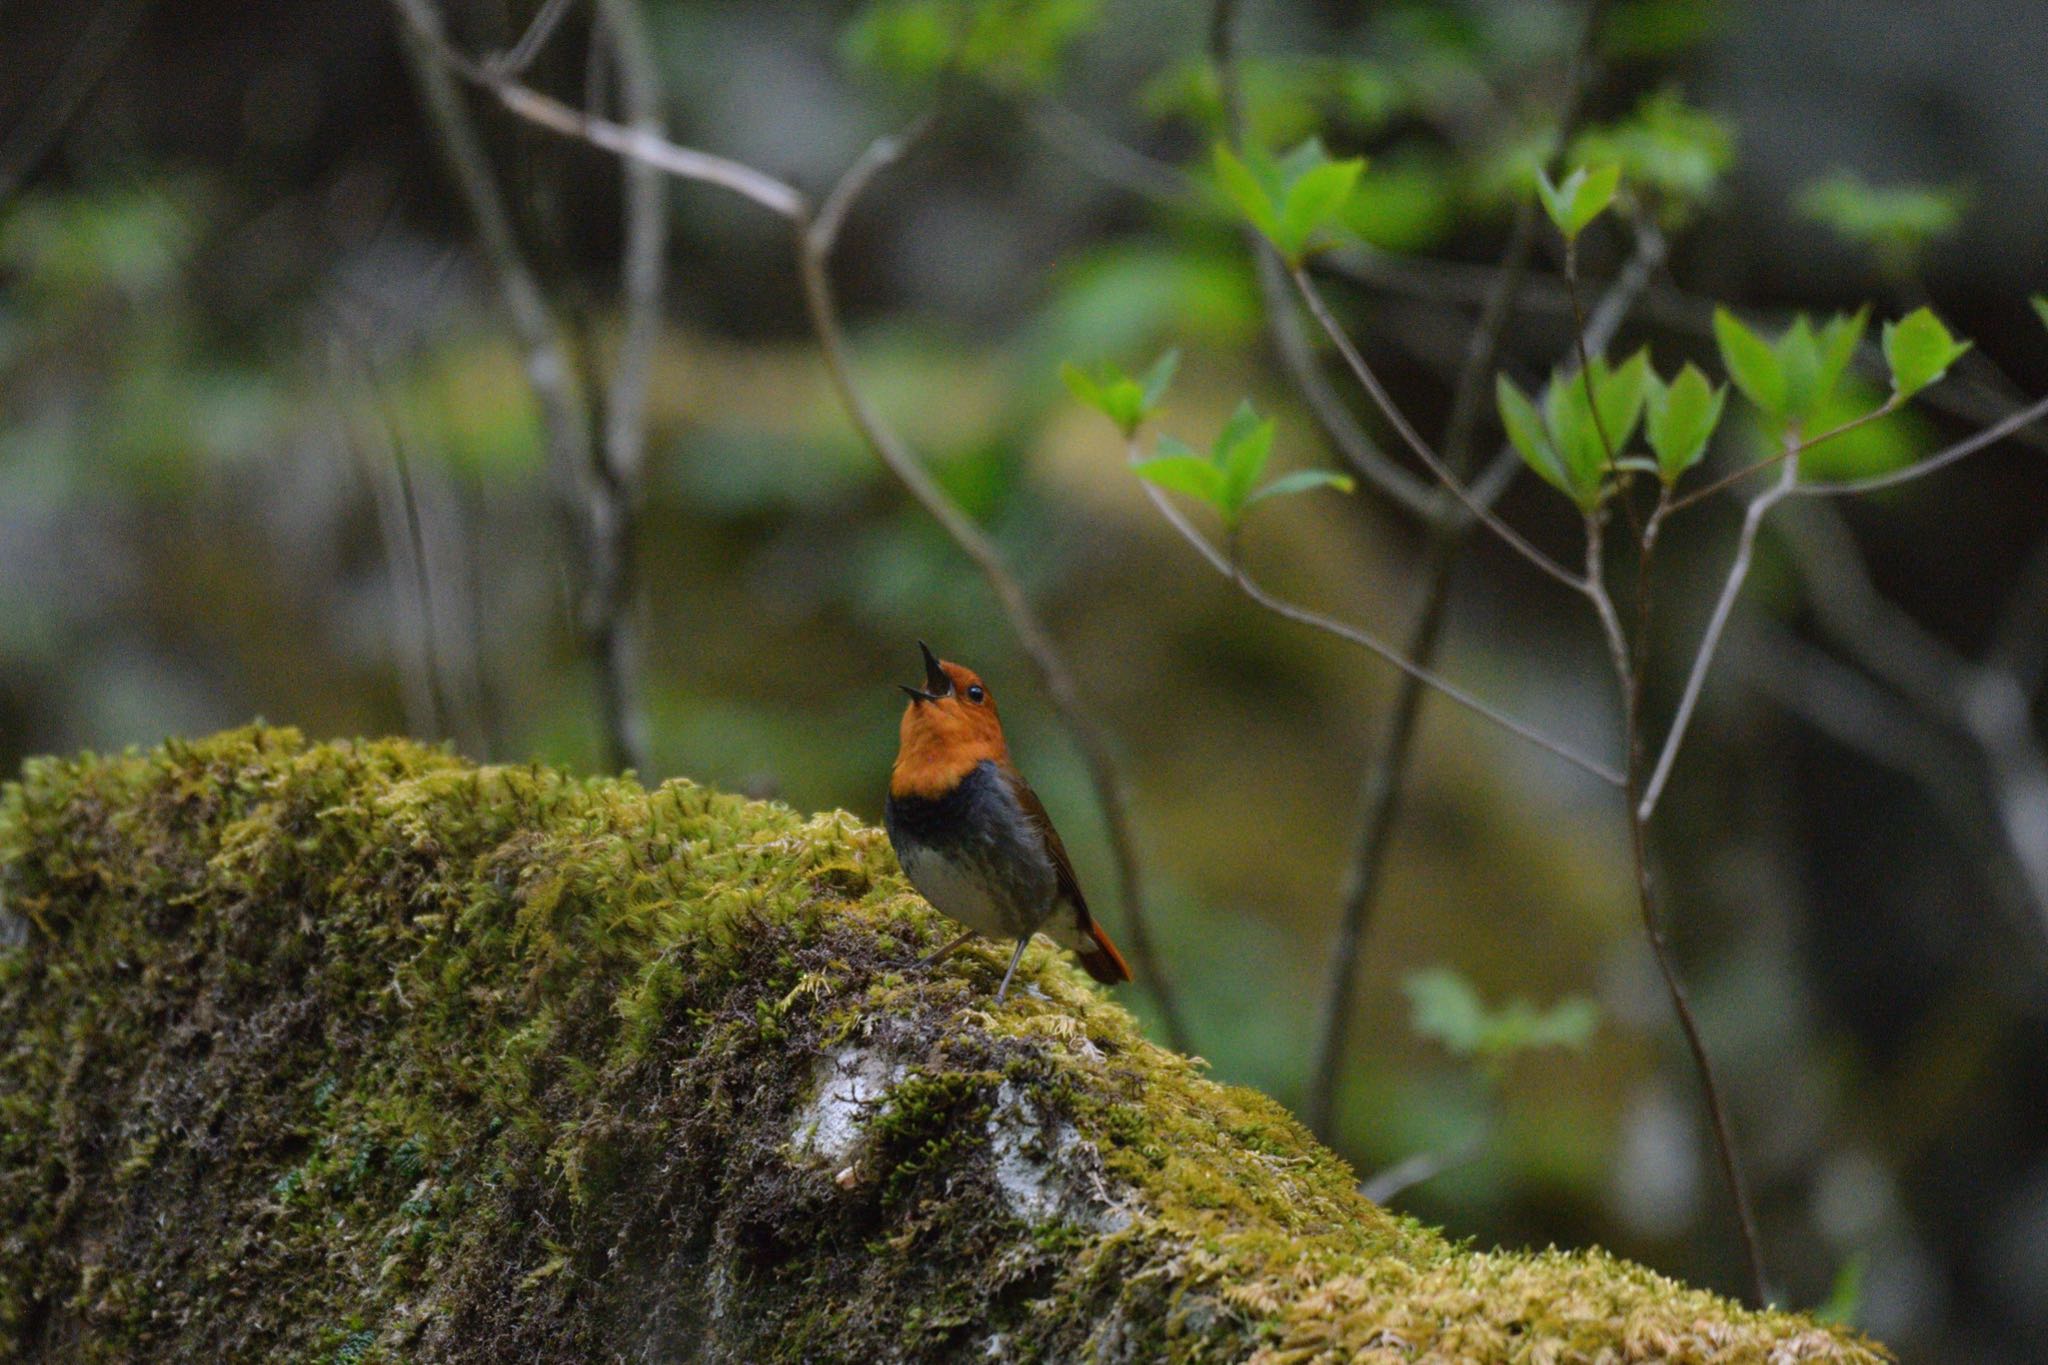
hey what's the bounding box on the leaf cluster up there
[843,0,1098,92]
[1135,400,1353,529]
[1213,140,1367,267]
[1403,967,1599,1077]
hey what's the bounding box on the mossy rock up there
[0,728,1888,1362]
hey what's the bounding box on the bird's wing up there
[996,762,1091,919]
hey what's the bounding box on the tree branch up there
[1638,445,1802,821]
[1290,266,1588,592]
[795,165,1188,1050]
[1129,447,1624,787]
[586,0,670,775]
[1790,391,2048,498]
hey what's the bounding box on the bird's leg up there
[993,935,1033,1003]
[916,929,977,970]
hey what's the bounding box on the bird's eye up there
[965,685,985,704]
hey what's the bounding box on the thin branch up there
[811,112,935,256]
[1668,400,1901,513]
[1208,0,1436,520]
[797,157,1189,1051]
[1131,452,1624,787]
[1026,98,1197,208]
[586,0,668,775]
[1256,241,1439,518]
[1639,445,1802,821]
[395,0,598,566]
[392,0,807,220]
[1303,202,1546,1142]
[1290,266,1588,593]
[493,0,578,76]
[1586,512,1769,1307]
[1791,390,2048,498]
[0,0,154,205]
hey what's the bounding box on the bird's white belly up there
[899,845,1029,940]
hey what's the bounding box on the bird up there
[884,642,1132,1002]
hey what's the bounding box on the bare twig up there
[396,0,657,773]
[1130,443,1624,787]
[1585,513,1769,1308]
[1668,401,1902,513]
[812,112,935,255]
[494,0,579,76]
[798,170,1189,1051]
[1791,391,2048,498]
[1639,445,1802,821]
[1256,251,1439,517]
[394,0,807,220]
[0,0,155,204]
[1290,266,1588,593]
[1026,98,1197,208]
[584,0,669,775]
[1776,504,2048,932]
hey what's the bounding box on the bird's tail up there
[1072,916,1132,985]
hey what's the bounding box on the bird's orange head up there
[891,642,1009,799]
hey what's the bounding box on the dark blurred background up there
[3,1,2045,1358]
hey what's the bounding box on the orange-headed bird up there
[885,643,1132,1002]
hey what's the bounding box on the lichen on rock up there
[0,728,1891,1362]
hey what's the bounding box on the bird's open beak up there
[900,640,953,702]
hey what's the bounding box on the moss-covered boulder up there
[0,728,1886,1362]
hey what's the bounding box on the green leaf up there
[1058,360,1102,411]
[1798,171,1965,265]
[1814,308,1870,414]
[1714,308,1788,417]
[1062,350,1182,436]
[1215,402,1276,512]
[2033,295,2048,332]
[1243,468,1355,509]
[1535,162,1621,239]
[1644,362,1726,480]
[1404,968,1490,1056]
[1814,1252,1869,1328]
[1212,144,1284,246]
[1776,315,1824,420]
[1060,361,1143,435]
[1403,967,1600,1071]
[1593,348,1652,453]
[1138,349,1180,412]
[1276,157,1365,260]
[1569,91,1733,217]
[1883,307,1973,399]
[1496,374,1574,500]
[1542,365,1612,506]
[1132,450,1226,507]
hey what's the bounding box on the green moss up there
[0,727,1890,1362]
